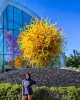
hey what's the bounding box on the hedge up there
[0,68,80,87]
[0,83,80,100]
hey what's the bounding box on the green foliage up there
[78,65,80,71]
[66,86,79,100]
[0,83,21,100]
[0,83,12,100]
[50,86,80,100]
[76,88,80,100]
[7,84,22,100]
[66,50,80,68]
[33,86,50,100]
[0,83,80,100]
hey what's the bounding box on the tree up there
[66,50,80,68]
[17,18,66,68]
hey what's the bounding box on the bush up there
[0,83,80,100]
[0,83,12,100]
[0,83,21,100]
[33,86,50,100]
[7,84,22,100]
[50,86,80,100]
[50,87,61,100]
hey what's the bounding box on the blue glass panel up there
[4,9,7,29]
[14,7,22,25]
[14,8,17,22]
[14,7,22,15]
[23,12,32,26]
[0,29,3,54]
[7,5,13,22]
[14,30,19,37]
[7,5,13,12]
[7,11,13,22]
[14,23,22,30]
[0,14,3,28]
[8,22,13,29]
[4,30,13,54]
[17,15,22,25]
[17,8,22,15]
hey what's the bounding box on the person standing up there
[21,73,37,100]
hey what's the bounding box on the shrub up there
[76,88,80,100]
[66,86,78,100]
[50,87,61,100]
[0,83,11,100]
[7,84,22,100]
[0,83,80,100]
[33,86,50,100]
[0,83,21,100]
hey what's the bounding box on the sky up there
[0,0,80,57]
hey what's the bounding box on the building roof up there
[0,0,40,19]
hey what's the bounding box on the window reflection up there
[7,5,13,12]
[8,22,13,29]
[14,7,22,25]
[0,29,3,54]
[4,30,13,54]
[7,6,13,22]
[14,23,22,30]
[0,14,3,28]
[0,55,3,71]
[4,55,14,69]
[4,8,7,29]
[23,12,32,25]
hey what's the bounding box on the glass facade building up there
[0,0,40,72]
[0,0,66,72]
